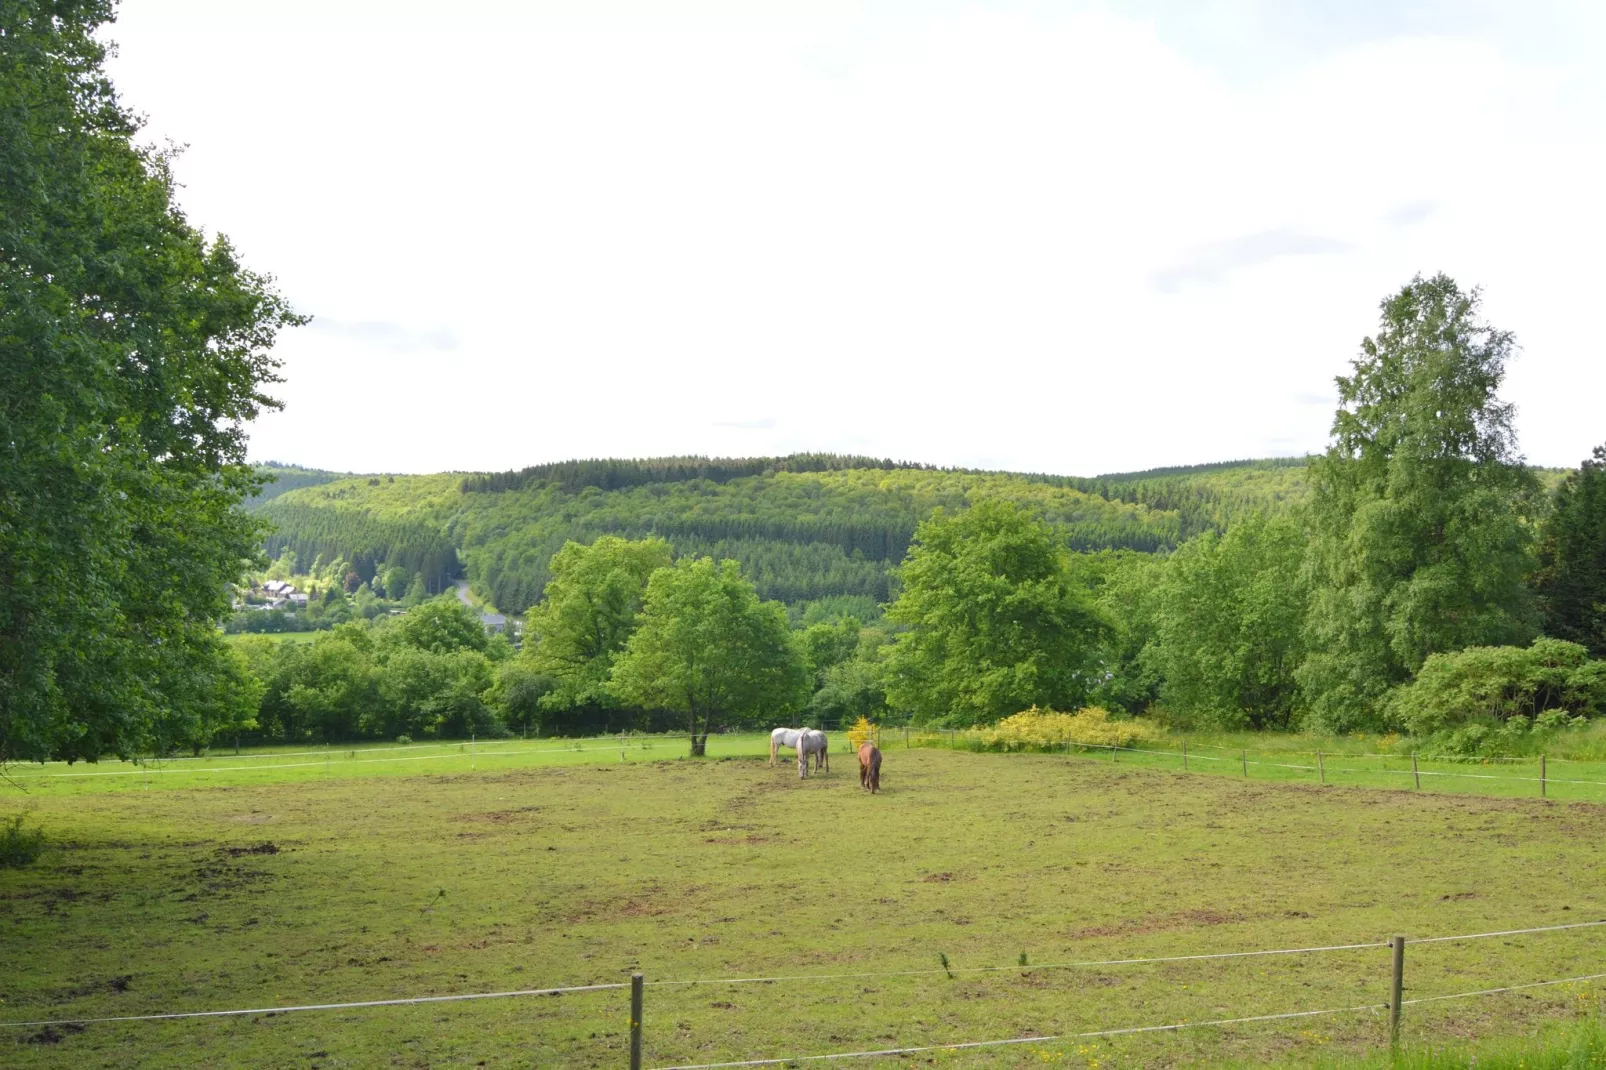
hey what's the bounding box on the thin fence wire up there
[648,968,1606,1070]
[8,729,775,776]
[645,939,1391,987]
[4,918,1600,1030]
[4,736,750,781]
[910,734,1606,793]
[0,982,627,1029]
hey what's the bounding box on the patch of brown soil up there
[1069,907,1244,939]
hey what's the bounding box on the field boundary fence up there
[905,729,1606,799]
[5,918,1604,1067]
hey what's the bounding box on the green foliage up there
[0,3,303,762]
[800,617,863,683]
[255,461,1212,617]
[1147,512,1308,730]
[1536,444,1606,657]
[1299,274,1541,732]
[258,499,461,594]
[1388,638,1606,737]
[524,536,672,710]
[375,647,498,740]
[1086,550,1165,713]
[0,811,47,869]
[388,599,489,655]
[611,558,809,753]
[792,595,884,626]
[240,605,511,743]
[884,500,1113,726]
[487,661,557,736]
[246,463,361,506]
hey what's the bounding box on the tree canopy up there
[1535,444,1606,657]
[1147,511,1308,730]
[1299,274,1540,731]
[523,536,671,710]
[1,1,302,762]
[883,500,1112,725]
[611,558,808,754]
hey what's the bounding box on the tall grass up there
[0,811,46,868]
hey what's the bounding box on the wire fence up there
[903,728,1606,799]
[2,732,758,783]
[5,917,1604,1066]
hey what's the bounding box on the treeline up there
[258,501,461,593]
[246,463,359,506]
[460,453,940,494]
[257,466,1194,617]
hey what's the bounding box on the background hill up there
[251,454,1317,615]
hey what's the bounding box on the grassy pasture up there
[5,748,1606,1067]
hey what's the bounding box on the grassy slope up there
[6,748,1606,1067]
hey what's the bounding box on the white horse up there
[770,727,803,767]
[797,729,829,778]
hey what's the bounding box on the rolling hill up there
[250,454,1316,615]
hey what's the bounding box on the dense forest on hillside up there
[253,458,1309,614]
[247,462,365,506]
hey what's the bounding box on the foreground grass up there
[5,749,1606,1066]
[1329,1014,1606,1068]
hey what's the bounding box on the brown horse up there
[857,742,881,793]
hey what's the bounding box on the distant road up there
[455,581,507,632]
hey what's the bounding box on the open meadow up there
[6,745,1606,1067]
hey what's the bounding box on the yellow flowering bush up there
[846,716,877,751]
[965,706,1159,751]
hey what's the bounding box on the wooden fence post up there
[1389,936,1406,1047]
[1542,753,1547,798]
[1317,750,1325,785]
[630,972,644,1070]
[1240,749,1247,778]
[1181,740,1188,772]
[1412,752,1420,790]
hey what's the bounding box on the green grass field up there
[5,743,1606,1067]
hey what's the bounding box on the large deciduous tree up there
[1147,512,1308,729]
[1298,274,1540,731]
[1,2,304,761]
[523,536,671,711]
[883,499,1112,726]
[610,557,807,755]
[1534,445,1606,657]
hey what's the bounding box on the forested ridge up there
[253,458,1303,614]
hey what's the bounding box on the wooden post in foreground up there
[1317,750,1325,785]
[630,973,644,1070]
[1389,936,1406,1047]
[1181,740,1188,771]
[1240,749,1247,778]
[1542,753,1547,798]
[1411,752,1420,790]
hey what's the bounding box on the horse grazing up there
[770,727,803,768]
[858,743,882,793]
[797,729,829,779]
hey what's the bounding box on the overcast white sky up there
[107,0,1606,476]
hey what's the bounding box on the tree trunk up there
[688,707,705,756]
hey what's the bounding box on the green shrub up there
[0,812,46,869]
[1389,638,1606,736]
